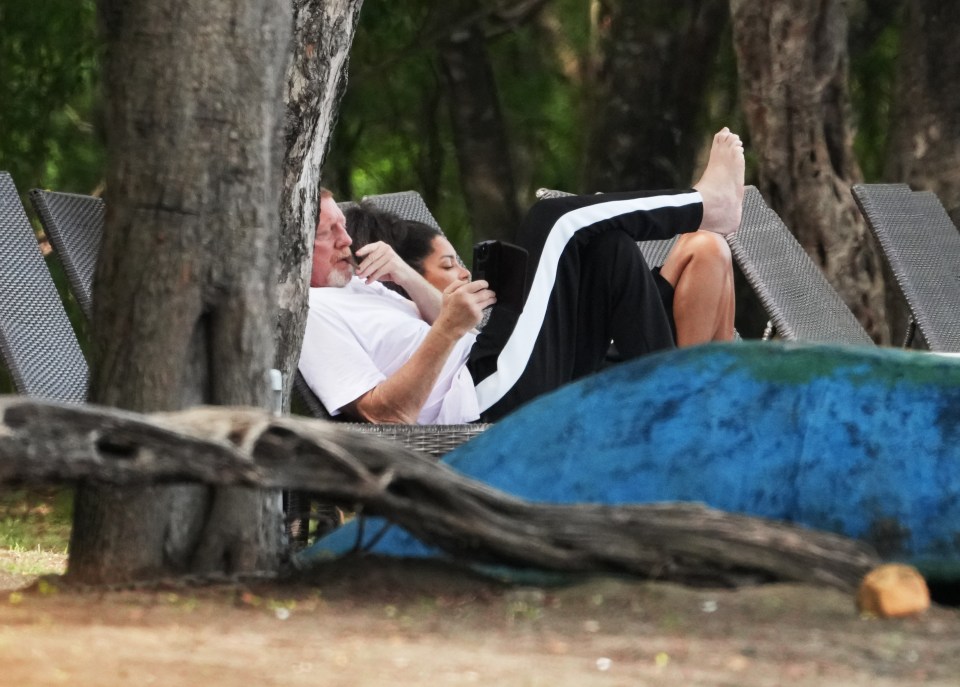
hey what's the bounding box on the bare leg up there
[693,127,745,236]
[659,231,736,346]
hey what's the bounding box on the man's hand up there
[434,279,497,338]
[345,278,496,424]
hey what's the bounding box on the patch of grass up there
[0,487,72,553]
[0,546,67,577]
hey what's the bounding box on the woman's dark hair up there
[345,202,442,275]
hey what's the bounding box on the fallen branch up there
[0,398,879,589]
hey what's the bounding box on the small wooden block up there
[856,564,930,618]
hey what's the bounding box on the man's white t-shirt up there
[298,278,480,424]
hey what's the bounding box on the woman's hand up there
[354,241,418,286]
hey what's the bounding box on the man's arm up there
[355,241,443,323]
[343,280,494,424]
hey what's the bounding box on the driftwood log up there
[0,398,879,589]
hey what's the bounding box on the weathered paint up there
[302,342,960,578]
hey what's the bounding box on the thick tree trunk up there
[884,0,960,227]
[582,0,729,191]
[276,0,364,406]
[730,0,888,342]
[69,0,292,583]
[439,21,522,242]
[0,399,881,591]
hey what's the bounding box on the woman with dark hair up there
[345,202,470,293]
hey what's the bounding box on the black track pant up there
[467,189,703,421]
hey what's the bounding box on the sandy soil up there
[1,556,958,687]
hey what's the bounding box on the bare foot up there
[693,127,745,236]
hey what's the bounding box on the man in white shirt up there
[299,187,494,423]
[300,128,744,423]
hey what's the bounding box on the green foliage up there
[326,0,591,256]
[0,0,104,196]
[0,0,906,282]
[487,12,584,195]
[327,0,905,256]
[326,1,465,251]
[849,1,903,181]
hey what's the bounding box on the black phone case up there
[472,240,528,313]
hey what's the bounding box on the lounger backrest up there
[852,183,960,352]
[730,186,874,345]
[29,189,104,321]
[361,191,443,232]
[0,173,88,402]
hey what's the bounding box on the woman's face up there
[421,236,470,290]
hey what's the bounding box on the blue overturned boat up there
[300,342,960,580]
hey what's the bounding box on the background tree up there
[847,0,907,343]
[582,0,729,191]
[884,0,960,226]
[323,3,456,211]
[730,0,889,343]
[437,5,523,242]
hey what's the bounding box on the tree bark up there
[69,0,292,583]
[885,0,960,226]
[0,399,880,591]
[582,0,729,192]
[730,0,889,342]
[276,0,364,405]
[438,20,522,242]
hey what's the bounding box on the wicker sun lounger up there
[0,172,88,403]
[852,183,960,352]
[29,188,104,321]
[732,186,874,345]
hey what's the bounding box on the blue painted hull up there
[302,342,960,579]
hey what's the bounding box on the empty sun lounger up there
[0,172,88,402]
[852,183,960,351]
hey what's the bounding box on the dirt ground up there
[1,555,959,687]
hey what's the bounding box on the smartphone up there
[472,240,529,313]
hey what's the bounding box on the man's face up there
[310,195,354,288]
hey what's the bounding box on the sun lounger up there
[0,172,88,402]
[852,183,960,351]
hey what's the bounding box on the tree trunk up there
[276,0,364,405]
[69,0,292,583]
[885,0,960,225]
[0,400,881,591]
[730,0,889,342]
[582,0,729,192]
[439,21,522,242]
